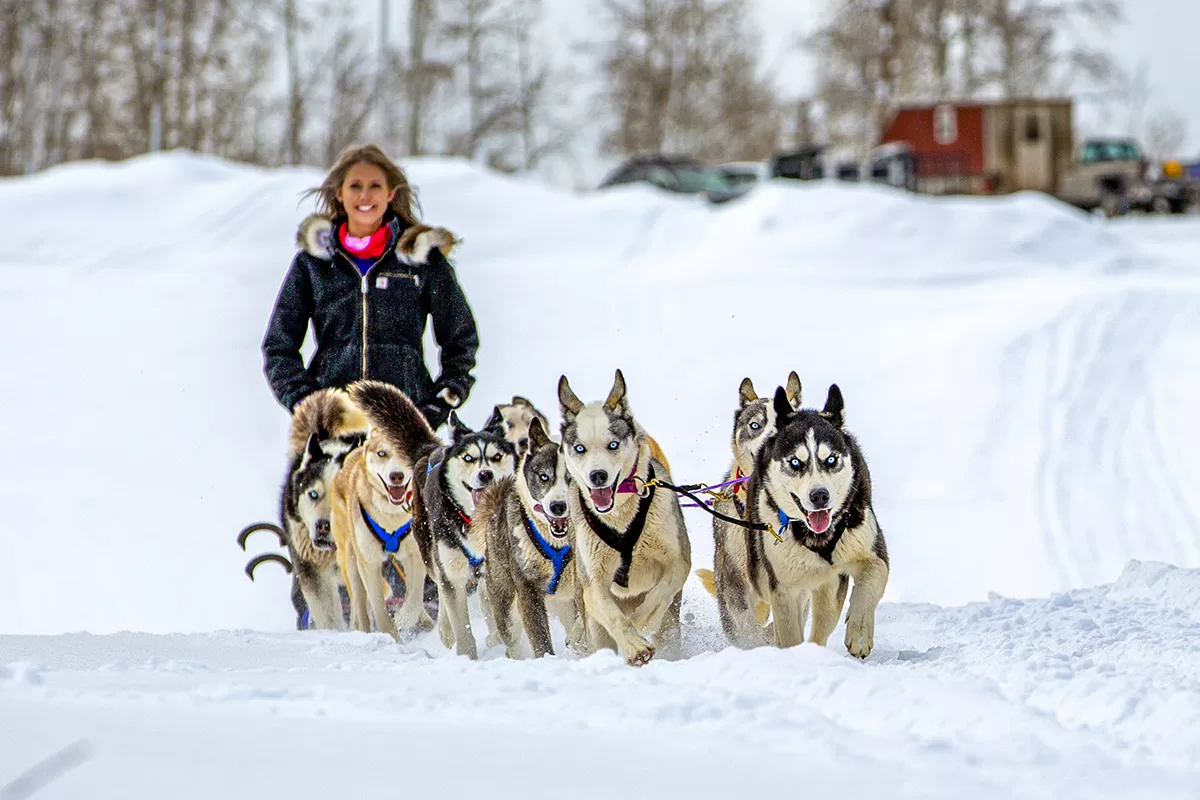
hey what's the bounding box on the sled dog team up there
[267,369,889,667]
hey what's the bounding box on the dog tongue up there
[386,485,406,503]
[807,509,831,534]
[471,488,484,505]
[590,487,615,510]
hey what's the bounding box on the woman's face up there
[337,161,397,232]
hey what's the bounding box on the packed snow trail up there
[4,561,1200,799]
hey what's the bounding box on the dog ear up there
[558,375,583,419]
[604,368,627,411]
[785,371,802,408]
[511,395,535,409]
[527,416,551,451]
[449,411,472,441]
[772,386,795,425]
[483,405,504,433]
[821,384,845,428]
[301,431,325,470]
[738,377,757,408]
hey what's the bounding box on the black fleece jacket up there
[262,212,478,428]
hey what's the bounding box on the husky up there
[249,389,366,630]
[745,385,889,658]
[330,426,434,641]
[475,417,586,659]
[484,396,552,455]
[558,369,690,667]
[339,381,446,638]
[411,412,517,658]
[486,395,673,474]
[696,373,801,648]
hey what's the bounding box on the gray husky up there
[476,417,586,658]
[412,413,517,658]
[745,385,889,658]
[558,369,690,666]
[701,372,801,648]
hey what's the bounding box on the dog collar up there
[615,455,642,494]
[522,511,572,595]
[457,536,485,569]
[360,506,413,554]
[734,467,746,495]
[776,507,843,565]
[579,463,656,588]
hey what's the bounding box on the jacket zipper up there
[336,244,402,381]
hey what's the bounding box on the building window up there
[1025,114,1041,142]
[934,104,957,145]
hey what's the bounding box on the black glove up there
[419,397,451,430]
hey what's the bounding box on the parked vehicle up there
[597,155,750,203]
[1057,138,1155,217]
[716,160,771,190]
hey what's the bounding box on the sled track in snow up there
[1014,290,1200,588]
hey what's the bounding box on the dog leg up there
[359,554,399,641]
[650,591,683,661]
[485,566,521,658]
[584,583,654,666]
[844,560,888,659]
[770,587,805,648]
[515,581,554,658]
[438,577,477,658]
[346,548,371,632]
[808,579,843,646]
[393,542,435,636]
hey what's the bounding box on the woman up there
[262,144,479,429]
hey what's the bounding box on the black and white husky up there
[745,385,889,658]
[475,417,586,659]
[558,369,691,667]
[412,413,517,658]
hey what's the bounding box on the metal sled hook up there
[245,553,293,581]
[237,522,287,551]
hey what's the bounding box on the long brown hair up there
[303,144,421,225]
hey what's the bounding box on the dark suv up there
[598,155,749,204]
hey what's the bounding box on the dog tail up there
[289,388,368,458]
[347,381,441,460]
[646,434,672,476]
[694,568,770,627]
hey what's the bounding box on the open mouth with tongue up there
[806,509,832,534]
[589,484,616,513]
[535,504,570,537]
[464,483,485,506]
[378,475,409,506]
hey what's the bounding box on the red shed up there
[879,99,1074,195]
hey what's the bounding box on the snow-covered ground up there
[2,153,1198,797]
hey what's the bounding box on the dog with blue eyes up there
[557,369,691,667]
[744,383,889,659]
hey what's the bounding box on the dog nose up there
[478,469,493,485]
[589,469,609,487]
[389,470,405,485]
[314,519,331,536]
[809,488,830,509]
[549,501,567,517]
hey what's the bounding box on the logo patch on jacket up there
[376,277,389,289]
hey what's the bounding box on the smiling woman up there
[261,143,480,431]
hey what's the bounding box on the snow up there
[2,151,1199,796]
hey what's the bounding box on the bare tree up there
[438,0,518,159]
[596,0,782,162]
[1144,109,1187,161]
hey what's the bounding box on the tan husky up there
[330,387,440,641]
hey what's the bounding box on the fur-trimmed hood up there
[296,213,458,264]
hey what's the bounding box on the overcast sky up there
[544,0,1200,156]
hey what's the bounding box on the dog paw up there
[844,612,875,659]
[624,638,655,667]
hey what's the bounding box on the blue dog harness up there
[522,512,572,595]
[360,505,413,554]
